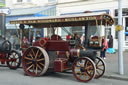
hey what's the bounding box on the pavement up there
[97,51,128,81]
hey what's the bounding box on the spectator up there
[9,35,14,49]
[100,36,108,59]
[80,34,85,45]
[66,34,71,40]
[107,35,115,53]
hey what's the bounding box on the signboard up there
[10,16,97,24]
[0,7,11,14]
[0,0,5,7]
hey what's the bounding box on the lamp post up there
[118,0,124,75]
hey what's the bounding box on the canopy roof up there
[10,12,114,28]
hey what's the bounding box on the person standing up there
[9,35,14,49]
[80,34,85,46]
[100,36,108,59]
[66,34,71,40]
[107,35,115,53]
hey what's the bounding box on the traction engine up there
[22,35,105,82]
[0,37,21,69]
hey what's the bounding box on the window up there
[27,0,31,2]
[17,0,23,2]
[105,27,111,39]
[48,0,56,2]
[114,18,118,39]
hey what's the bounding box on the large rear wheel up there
[22,47,49,76]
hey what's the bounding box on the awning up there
[10,12,114,28]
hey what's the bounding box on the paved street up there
[103,51,128,77]
[0,51,128,85]
[0,67,127,85]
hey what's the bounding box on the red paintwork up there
[32,41,41,47]
[46,40,69,51]
[22,43,30,53]
[0,52,6,64]
[54,58,69,72]
[57,51,69,58]
[0,52,16,64]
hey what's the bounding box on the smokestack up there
[0,13,6,38]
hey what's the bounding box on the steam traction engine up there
[22,35,105,82]
[9,13,115,82]
[0,37,21,69]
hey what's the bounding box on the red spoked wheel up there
[7,50,21,69]
[22,46,49,76]
[72,57,96,82]
[95,56,106,79]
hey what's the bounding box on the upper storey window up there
[48,0,56,2]
[17,0,23,2]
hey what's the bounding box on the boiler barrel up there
[70,48,97,61]
[0,39,11,52]
[80,50,97,61]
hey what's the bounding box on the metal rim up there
[7,50,21,69]
[22,46,49,76]
[72,57,96,82]
[95,56,106,79]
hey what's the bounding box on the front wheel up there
[7,50,21,69]
[95,56,106,79]
[72,57,96,82]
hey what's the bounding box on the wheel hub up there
[80,67,85,72]
[32,59,36,64]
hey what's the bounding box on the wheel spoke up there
[75,66,80,69]
[96,60,100,65]
[37,58,45,62]
[28,53,34,59]
[37,64,43,71]
[12,53,16,58]
[24,57,32,60]
[26,62,32,65]
[38,52,42,58]
[75,71,81,74]
[78,73,82,79]
[96,69,101,75]
[33,64,35,73]
[39,62,45,67]
[85,61,89,67]
[26,64,33,71]
[14,62,16,66]
[85,65,92,70]
[97,64,103,67]
[11,61,13,66]
[85,72,90,79]
[97,67,104,71]
[84,72,86,80]
[88,70,94,75]
[35,50,39,59]
[36,63,38,74]
[31,49,36,57]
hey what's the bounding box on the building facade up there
[5,0,57,45]
[56,0,128,49]
[5,0,128,49]
[6,0,57,8]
